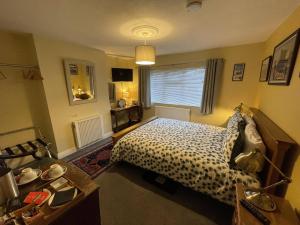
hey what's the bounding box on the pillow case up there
[222,130,240,162]
[229,120,246,168]
[227,111,243,133]
[223,111,243,161]
[235,123,266,173]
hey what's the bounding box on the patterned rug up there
[72,144,113,178]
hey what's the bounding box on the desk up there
[110,105,142,132]
[233,183,299,225]
[15,159,101,225]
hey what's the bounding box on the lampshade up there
[135,45,155,65]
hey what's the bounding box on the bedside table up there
[233,183,299,225]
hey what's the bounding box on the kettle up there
[0,168,19,206]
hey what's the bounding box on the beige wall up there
[1,7,299,208]
[33,35,112,157]
[0,32,36,140]
[256,7,300,209]
[144,43,264,126]
[107,56,138,105]
[0,31,54,167]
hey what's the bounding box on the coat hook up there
[23,69,32,79]
[0,71,7,80]
[22,70,27,79]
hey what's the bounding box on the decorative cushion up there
[240,104,253,117]
[234,151,262,174]
[229,120,246,168]
[235,123,266,173]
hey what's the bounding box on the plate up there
[48,186,77,209]
[41,166,67,181]
[15,169,42,186]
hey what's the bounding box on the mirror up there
[108,82,116,103]
[63,59,96,105]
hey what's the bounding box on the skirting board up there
[52,131,113,159]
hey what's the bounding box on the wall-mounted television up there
[111,68,133,82]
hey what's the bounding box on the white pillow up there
[236,123,266,172]
[243,115,256,127]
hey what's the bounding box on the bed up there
[111,108,296,205]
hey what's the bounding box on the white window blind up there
[150,64,205,107]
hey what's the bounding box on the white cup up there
[48,164,64,178]
[21,168,37,183]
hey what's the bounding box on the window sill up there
[151,103,201,110]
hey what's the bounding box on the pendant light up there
[133,25,158,65]
[135,44,156,65]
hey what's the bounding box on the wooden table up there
[110,105,142,132]
[233,183,299,225]
[16,159,101,225]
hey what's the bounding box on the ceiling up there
[0,0,300,56]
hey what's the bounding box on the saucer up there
[16,169,42,186]
[48,186,77,209]
[41,166,67,181]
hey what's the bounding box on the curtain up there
[201,58,224,114]
[138,66,151,108]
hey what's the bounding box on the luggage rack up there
[0,127,52,167]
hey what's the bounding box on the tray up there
[13,176,84,225]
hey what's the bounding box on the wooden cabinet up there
[110,105,142,132]
[233,183,299,225]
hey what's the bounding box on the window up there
[150,65,205,107]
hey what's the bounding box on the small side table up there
[233,183,299,225]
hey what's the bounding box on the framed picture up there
[269,29,300,85]
[69,64,79,75]
[232,63,245,81]
[259,56,272,82]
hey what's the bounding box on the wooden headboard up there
[251,108,297,197]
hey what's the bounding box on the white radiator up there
[155,106,191,121]
[72,115,103,148]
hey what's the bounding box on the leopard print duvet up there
[111,118,260,205]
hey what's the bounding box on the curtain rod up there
[106,53,134,59]
[106,54,205,68]
[0,63,39,69]
[150,60,206,68]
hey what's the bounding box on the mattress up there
[111,118,260,205]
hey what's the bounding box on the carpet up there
[95,162,234,225]
[142,170,179,194]
[72,144,113,178]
